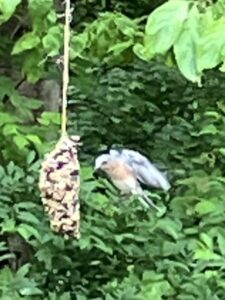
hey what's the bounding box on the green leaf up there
[13,135,29,149]
[92,236,113,255]
[144,0,189,57]
[81,166,95,180]
[108,40,133,55]
[198,16,225,72]
[0,76,15,100]
[28,0,53,18]
[2,124,18,135]
[26,134,42,145]
[42,25,63,57]
[37,112,61,125]
[133,43,150,60]
[114,14,137,37]
[9,93,42,111]
[22,50,44,83]
[2,219,16,233]
[0,112,19,125]
[15,202,37,210]
[19,286,43,296]
[12,32,41,55]
[218,148,225,156]
[47,10,57,24]
[0,0,22,25]
[24,98,43,110]
[35,247,54,270]
[16,264,30,277]
[174,6,201,83]
[194,248,221,260]
[200,233,213,249]
[198,124,218,135]
[10,93,24,108]
[195,201,217,215]
[70,33,89,59]
[162,241,186,256]
[16,224,41,241]
[0,253,16,262]
[18,212,40,224]
[156,218,182,240]
[204,111,220,119]
[26,151,36,165]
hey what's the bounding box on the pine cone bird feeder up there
[39,135,81,238]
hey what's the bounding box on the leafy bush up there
[1,0,225,299]
[2,58,225,299]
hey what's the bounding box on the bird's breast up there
[111,178,134,194]
[104,160,138,194]
[108,162,134,179]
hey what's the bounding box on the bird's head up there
[94,154,111,173]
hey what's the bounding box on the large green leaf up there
[144,0,189,57]
[174,6,201,83]
[197,16,225,72]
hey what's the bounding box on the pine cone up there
[39,135,81,238]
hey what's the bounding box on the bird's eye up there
[102,161,107,165]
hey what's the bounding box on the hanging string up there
[61,0,71,136]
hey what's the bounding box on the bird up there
[94,148,171,210]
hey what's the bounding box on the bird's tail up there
[138,193,160,211]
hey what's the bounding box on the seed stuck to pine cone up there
[39,135,81,239]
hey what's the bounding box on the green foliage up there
[3,59,219,299]
[73,0,165,24]
[2,0,225,84]
[2,0,225,299]
[0,0,63,83]
[0,265,42,299]
[71,0,225,83]
[0,76,60,161]
[70,12,140,64]
[68,59,225,298]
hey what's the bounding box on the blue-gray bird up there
[94,148,170,210]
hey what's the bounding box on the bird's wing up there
[109,148,171,191]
